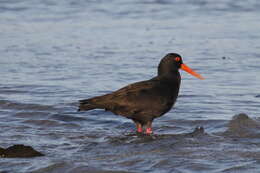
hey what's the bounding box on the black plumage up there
[78,53,203,134]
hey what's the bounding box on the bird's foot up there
[145,128,153,135]
[136,127,143,134]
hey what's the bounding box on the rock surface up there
[0,144,44,158]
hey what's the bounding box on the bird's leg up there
[145,121,153,135]
[135,122,143,133]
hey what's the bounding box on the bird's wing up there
[79,80,156,110]
[111,79,159,97]
[100,78,171,116]
[80,77,173,117]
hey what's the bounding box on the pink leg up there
[135,122,142,133]
[145,121,153,135]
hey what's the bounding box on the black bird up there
[78,53,204,134]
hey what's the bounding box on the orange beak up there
[181,64,204,80]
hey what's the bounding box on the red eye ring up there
[175,57,181,62]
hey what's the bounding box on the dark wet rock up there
[187,126,205,137]
[0,144,44,158]
[255,94,260,98]
[222,56,231,60]
[223,113,260,137]
[0,171,9,173]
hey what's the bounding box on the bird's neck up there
[156,71,181,100]
[158,69,180,78]
[157,71,181,85]
[158,65,179,76]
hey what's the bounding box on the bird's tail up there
[78,99,98,111]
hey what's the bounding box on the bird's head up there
[158,53,204,80]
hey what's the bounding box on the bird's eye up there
[175,57,181,62]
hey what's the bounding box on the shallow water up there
[1,0,260,172]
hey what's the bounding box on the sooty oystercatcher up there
[78,53,204,134]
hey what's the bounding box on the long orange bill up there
[181,64,204,80]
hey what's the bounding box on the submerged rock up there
[187,126,205,137]
[223,113,260,137]
[0,144,44,158]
